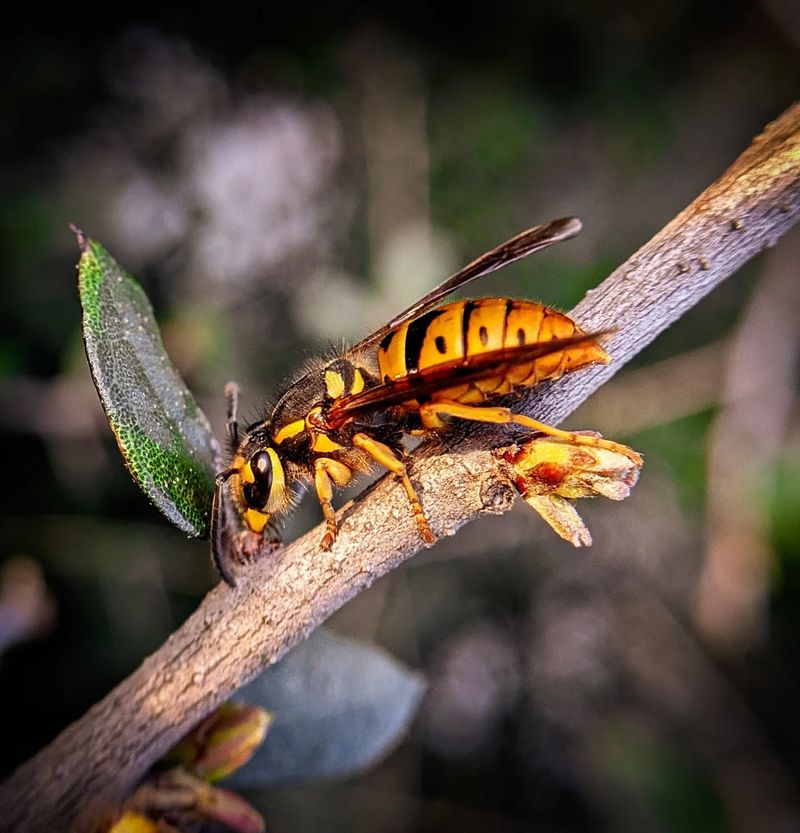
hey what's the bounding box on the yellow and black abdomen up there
[377,298,608,404]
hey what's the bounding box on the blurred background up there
[1,2,799,831]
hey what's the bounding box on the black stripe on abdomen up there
[461,301,476,361]
[379,330,396,353]
[502,299,513,346]
[404,309,444,373]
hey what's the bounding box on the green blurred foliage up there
[593,720,729,833]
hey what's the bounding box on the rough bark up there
[1,102,798,833]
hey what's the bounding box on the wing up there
[348,218,582,356]
[328,329,610,426]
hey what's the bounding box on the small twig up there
[1,102,798,833]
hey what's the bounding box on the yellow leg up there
[419,400,643,465]
[314,457,353,550]
[352,432,436,545]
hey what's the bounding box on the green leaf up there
[75,228,218,537]
[226,629,426,787]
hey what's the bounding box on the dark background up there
[2,3,800,831]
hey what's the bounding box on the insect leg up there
[419,400,642,465]
[351,433,435,545]
[314,458,353,550]
[225,382,240,447]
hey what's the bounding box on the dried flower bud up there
[502,433,642,546]
[121,768,265,833]
[166,701,271,783]
[194,779,266,833]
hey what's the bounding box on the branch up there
[2,102,798,833]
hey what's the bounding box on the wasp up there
[211,217,641,585]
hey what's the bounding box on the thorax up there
[268,357,380,459]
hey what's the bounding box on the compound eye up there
[243,449,273,510]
